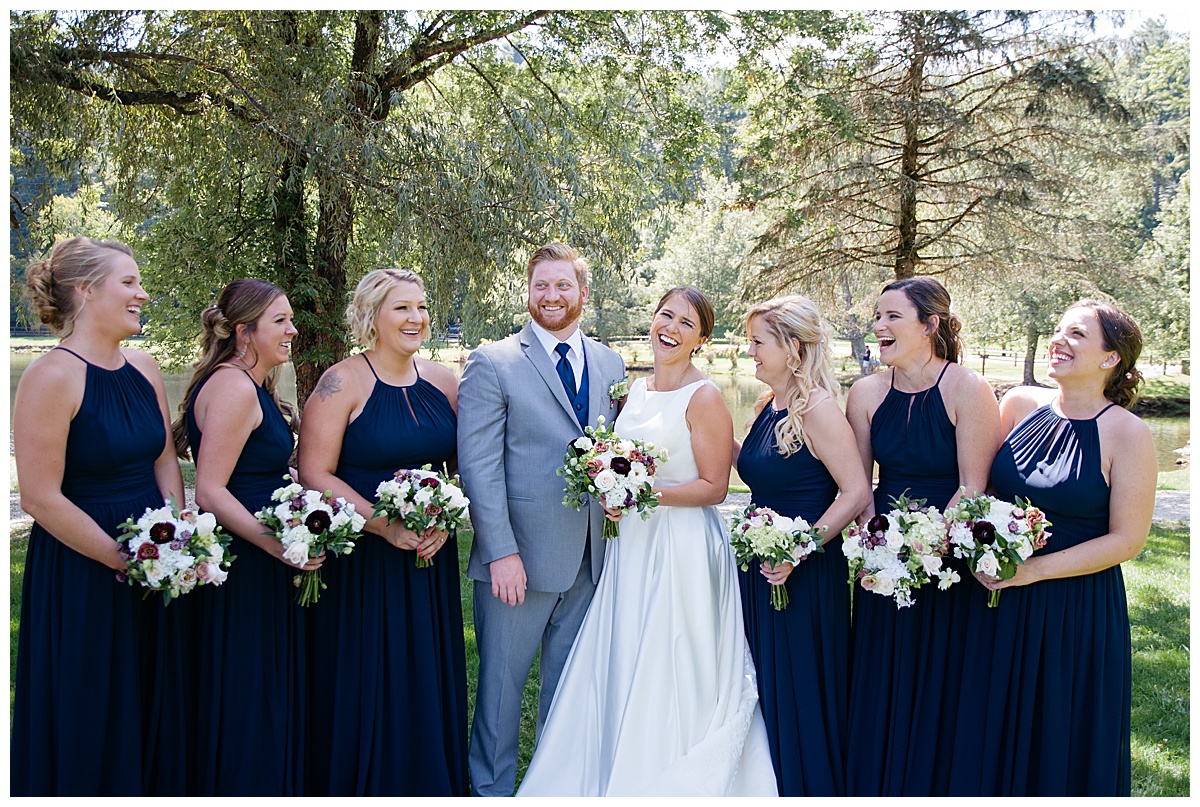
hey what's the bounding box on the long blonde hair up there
[746,295,839,456]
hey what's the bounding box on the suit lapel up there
[582,336,609,428]
[520,323,580,428]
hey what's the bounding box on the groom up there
[458,242,626,796]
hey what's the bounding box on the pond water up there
[9,350,1191,480]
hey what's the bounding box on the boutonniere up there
[608,376,630,406]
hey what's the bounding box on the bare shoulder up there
[1100,405,1152,445]
[20,348,82,385]
[998,384,1053,423]
[311,354,369,404]
[197,365,259,406]
[418,356,459,399]
[121,346,166,382]
[689,379,730,412]
[942,362,994,400]
[847,370,888,412]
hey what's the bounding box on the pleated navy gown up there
[305,357,469,796]
[12,348,167,796]
[951,403,1132,795]
[736,404,849,796]
[845,363,976,795]
[186,372,306,795]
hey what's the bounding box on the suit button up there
[575,402,584,411]
[581,495,590,506]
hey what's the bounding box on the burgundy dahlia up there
[149,521,176,544]
[972,521,997,543]
[610,456,632,475]
[867,515,889,536]
[305,510,332,535]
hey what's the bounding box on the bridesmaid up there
[11,238,184,795]
[734,295,870,796]
[967,300,1154,795]
[843,276,1001,795]
[298,268,468,796]
[173,279,320,795]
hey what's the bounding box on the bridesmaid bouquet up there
[841,492,959,609]
[944,492,1052,607]
[373,465,472,568]
[558,416,667,539]
[255,476,364,606]
[728,503,825,610]
[117,496,233,605]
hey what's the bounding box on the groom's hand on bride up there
[490,553,527,606]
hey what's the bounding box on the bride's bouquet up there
[558,416,667,539]
[373,465,472,568]
[255,476,364,606]
[728,503,825,610]
[841,491,959,609]
[117,496,233,605]
[944,492,1051,607]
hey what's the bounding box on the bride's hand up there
[601,502,624,522]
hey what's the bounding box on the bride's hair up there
[745,295,839,457]
[654,286,714,354]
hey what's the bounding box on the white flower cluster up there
[119,499,231,604]
[944,493,1051,606]
[842,498,959,609]
[374,465,471,568]
[261,480,364,568]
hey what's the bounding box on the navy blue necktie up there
[554,342,577,398]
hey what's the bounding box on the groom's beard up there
[528,297,584,334]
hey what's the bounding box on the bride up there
[517,287,778,796]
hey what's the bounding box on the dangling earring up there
[236,345,247,361]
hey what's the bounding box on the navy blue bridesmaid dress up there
[11,348,167,795]
[736,404,849,796]
[186,372,306,795]
[845,363,976,795]
[305,356,468,796]
[966,402,1131,795]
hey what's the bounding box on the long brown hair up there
[1068,299,1145,409]
[172,279,299,458]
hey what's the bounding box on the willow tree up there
[734,9,1142,343]
[11,10,842,402]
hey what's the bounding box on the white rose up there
[593,469,617,492]
[920,553,943,576]
[616,439,634,455]
[283,541,311,567]
[413,487,434,506]
[885,527,905,552]
[1016,539,1034,560]
[873,570,896,596]
[205,561,229,586]
[842,538,863,560]
[977,549,1000,577]
[350,512,367,532]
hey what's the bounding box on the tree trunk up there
[894,18,925,280]
[1023,321,1040,385]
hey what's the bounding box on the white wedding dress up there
[517,378,778,797]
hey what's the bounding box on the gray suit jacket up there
[458,323,626,593]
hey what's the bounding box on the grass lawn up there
[8,520,1189,794]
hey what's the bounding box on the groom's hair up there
[527,241,589,287]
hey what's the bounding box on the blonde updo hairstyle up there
[346,268,429,350]
[24,237,135,339]
[172,278,298,458]
[1068,298,1145,409]
[746,295,840,457]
